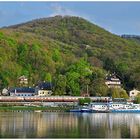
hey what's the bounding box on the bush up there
[108,88,129,99]
[78,97,91,105]
[134,95,140,104]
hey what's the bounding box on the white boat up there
[109,102,140,113]
[89,102,140,113]
[89,103,109,113]
[69,105,92,113]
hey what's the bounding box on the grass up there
[0,105,73,112]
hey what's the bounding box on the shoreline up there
[0,106,73,112]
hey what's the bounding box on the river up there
[0,111,140,138]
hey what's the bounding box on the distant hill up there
[121,34,140,44]
[0,15,140,95]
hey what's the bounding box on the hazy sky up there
[0,2,140,35]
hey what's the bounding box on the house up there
[105,73,121,88]
[9,87,35,97]
[2,88,9,96]
[36,82,52,97]
[129,89,140,98]
[18,75,28,85]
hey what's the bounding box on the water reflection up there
[0,112,140,138]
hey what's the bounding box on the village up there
[0,73,139,105]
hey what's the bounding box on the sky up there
[0,1,140,35]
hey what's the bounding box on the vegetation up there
[134,94,140,104]
[0,105,73,112]
[0,15,140,96]
[78,97,91,105]
[108,88,129,99]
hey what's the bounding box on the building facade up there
[105,73,121,88]
[9,87,35,97]
[18,75,28,85]
[36,82,52,97]
[129,89,140,98]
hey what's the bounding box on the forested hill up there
[0,15,140,96]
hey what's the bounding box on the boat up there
[69,105,92,113]
[108,102,140,113]
[69,98,140,113]
[88,97,140,113]
[89,103,109,113]
[89,101,140,113]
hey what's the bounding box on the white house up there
[9,87,35,97]
[129,89,140,98]
[2,88,9,96]
[105,73,121,88]
[36,82,52,97]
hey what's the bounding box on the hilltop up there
[0,15,140,96]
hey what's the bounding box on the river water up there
[0,111,140,138]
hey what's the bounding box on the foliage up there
[78,97,91,105]
[66,59,92,96]
[109,88,129,99]
[54,74,67,95]
[134,95,140,104]
[0,15,140,96]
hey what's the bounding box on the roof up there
[18,75,28,80]
[106,73,121,81]
[130,89,140,92]
[37,82,52,90]
[9,87,35,93]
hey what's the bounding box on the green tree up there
[88,67,108,96]
[66,72,80,96]
[109,88,120,98]
[134,95,140,104]
[44,73,52,82]
[52,48,61,62]
[66,59,92,96]
[120,89,129,99]
[78,97,91,105]
[54,74,67,95]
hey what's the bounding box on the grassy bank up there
[0,106,73,112]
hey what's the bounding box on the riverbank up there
[0,106,73,112]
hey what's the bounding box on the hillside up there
[0,15,140,96]
[121,34,140,44]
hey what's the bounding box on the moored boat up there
[69,105,92,113]
[69,98,140,113]
[109,102,140,113]
[89,103,109,113]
